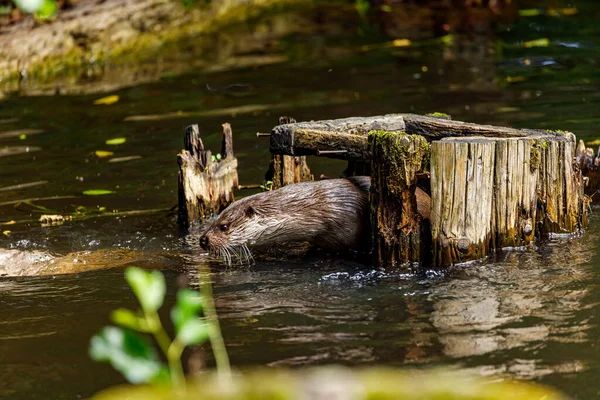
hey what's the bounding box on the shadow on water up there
[2,0,600,398]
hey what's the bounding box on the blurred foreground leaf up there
[171,289,203,331]
[89,327,168,385]
[125,267,166,313]
[13,0,44,13]
[35,0,57,19]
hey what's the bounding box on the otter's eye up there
[219,224,229,232]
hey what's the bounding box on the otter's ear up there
[245,206,260,217]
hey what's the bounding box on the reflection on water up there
[2,0,600,399]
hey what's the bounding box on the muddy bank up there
[0,0,517,96]
[0,0,315,95]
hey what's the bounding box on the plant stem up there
[147,311,171,356]
[167,341,185,388]
[198,264,231,382]
[146,311,184,387]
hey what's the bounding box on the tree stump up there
[537,137,588,235]
[264,113,589,267]
[430,134,588,266]
[266,117,314,190]
[369,131,430,266]
[177,123,238,230]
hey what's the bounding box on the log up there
[369,131,430,266]
[270,115,406,160]
[269,114,574,161]
[177,124,239,229]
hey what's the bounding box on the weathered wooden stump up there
[177,123,238,229]
[268,113,590,267]
[369,131,430,266]
[265,117,313,190]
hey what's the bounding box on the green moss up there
[368,130,429,194]
[425,112,450,119]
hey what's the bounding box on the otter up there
[199,177,430,264]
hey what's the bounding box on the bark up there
[369,131,430,266]
[177,123,238,229]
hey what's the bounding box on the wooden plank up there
[269,114,575,161]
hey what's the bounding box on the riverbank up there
[0,0,316,95]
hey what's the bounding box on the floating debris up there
[39,214,72,226]
[93,95,119,105]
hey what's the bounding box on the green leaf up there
[125,267,166,313]
[111,308,148,332]
[216,153,222,160]
[35,0,57,19]
[83,189,115,196]
[13,0,44,13]
[89,326,168,384]
[171,289,203,331]
[176,319,211,346]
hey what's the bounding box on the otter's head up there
[199,197,271,265]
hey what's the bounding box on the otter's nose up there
[199,235,209,249]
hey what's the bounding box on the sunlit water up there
[1,1,600,398]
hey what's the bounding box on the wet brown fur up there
[200,177,430,261]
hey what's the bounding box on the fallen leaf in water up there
[108,155,142,163]
[518,9,542,17]
[0,129,44,139]
[496,106,521,113]
[548,8,578,16]
[506,76,527,83]
[94,95,119,105]
[95,150,114,158]
[2,230,10,236]
[523,38,550,48]
[586,139,600,146]
[105,138,126,145]
[392,39,411,47]
[1,220,16,225]
[83,190,115,196]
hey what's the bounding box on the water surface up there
[1,1,600,398]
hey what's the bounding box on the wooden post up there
[430,134,588,266]
[369,131,430,266]
[430,138,495,265]
[537,137,588,235]
[266,117,314,190]
[177,123,239,229]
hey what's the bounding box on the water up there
[2,1,600,398]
